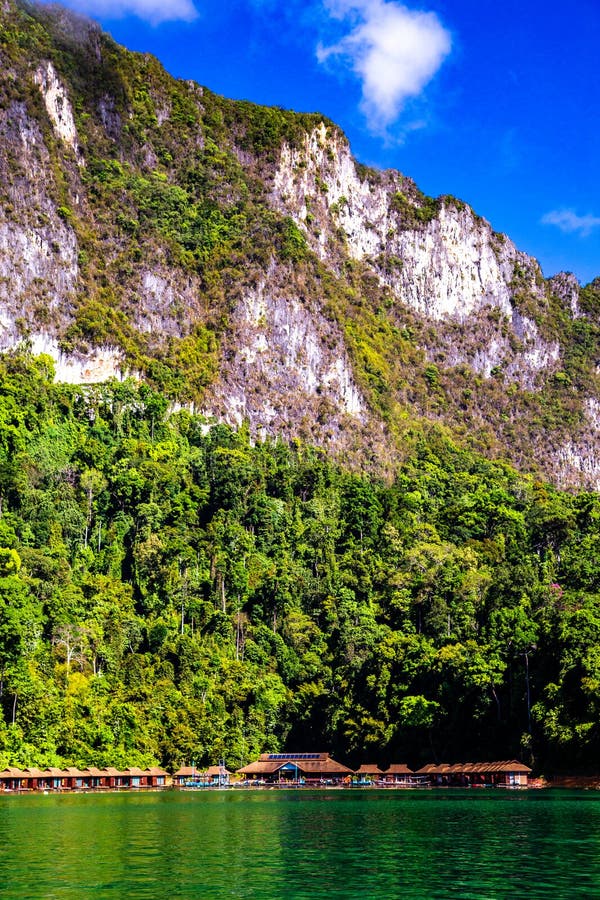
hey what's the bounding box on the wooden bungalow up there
[49,768,68,789]
[0,766,65,791]
[354,764,384,783]
[43,767,67,790]
[415,763,452,786]
[415,760,531,787]
[454,760,532,787]
[238,752,353,784]
[123,767,146,787]
[117,766,167,788]
[63,767,91,790]
[0,767,24,791]
[205,764,231,786]
[383,764,414,785]
[145,766,167,787]
[21,767,47,790]
[0,764,168,792]
[486,760,531,787]
[103,766,128,788]
[172,764,227,787]
[84,766,108,789]
[172,765,201,786]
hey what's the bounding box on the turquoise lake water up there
[1,789,599,898]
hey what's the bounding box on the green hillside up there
[0,2,599,773]
[0,1,598,486]
[0,352,598,771]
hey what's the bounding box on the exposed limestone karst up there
[0,0,598,487]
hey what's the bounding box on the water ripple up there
[0,790,599,898]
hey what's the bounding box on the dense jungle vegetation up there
[0,2,599,776]
[0,351,598,773]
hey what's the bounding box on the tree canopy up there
[0,351,598,773]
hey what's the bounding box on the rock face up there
[34,60,81,158]
[271,123,560,386]
[28,333,123,383]
[0,95,79,348]
[0,0,598,487]
[204,272,367,442]
[275,125,517,316]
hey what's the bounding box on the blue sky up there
[54,0,599,284]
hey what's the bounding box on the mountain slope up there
[1,3,600,774]
[0,0,599,487]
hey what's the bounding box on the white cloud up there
[542,209,600,238]
[317,0,451,133]
[62,0,199,25]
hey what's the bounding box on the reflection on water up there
[1,790,599,898]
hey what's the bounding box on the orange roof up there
[355,764,383,775]
[494,760,532,773]
[238,760,284,775]
[384,764,413,775]
[0,764,172,779]
[416,760,532,775]
[238,753,352,776]
[415,763,451,774]
[205,765,231,776]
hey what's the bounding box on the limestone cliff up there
[271,122,558,385]
[0,0,598,487]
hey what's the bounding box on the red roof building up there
[415,760,531,787]
[354,764,384,781]
[383,764,414,784]
[238,752,353,783]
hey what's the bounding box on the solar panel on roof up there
[267,753,322,760]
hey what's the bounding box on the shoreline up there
[2,780,600,796]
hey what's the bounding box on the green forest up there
[0,350,598,774]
